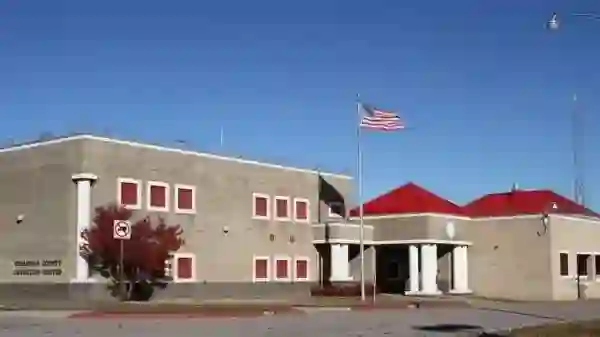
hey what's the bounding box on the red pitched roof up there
[464,189,600,218]
[349,182,464,216]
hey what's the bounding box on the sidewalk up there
[67,295,472,318]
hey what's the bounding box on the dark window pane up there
[577,254,589,276]
[559,253,569,276]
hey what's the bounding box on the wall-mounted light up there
[16,214,25,224]
[222,226,230,235]
[445,222,456,240]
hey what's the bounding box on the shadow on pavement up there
[413,324,508,336]
[413,324,483,332]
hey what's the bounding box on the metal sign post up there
[113,220,132,301]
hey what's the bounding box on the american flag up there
[359,103,404,131]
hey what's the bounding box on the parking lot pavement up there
[1,301,600,337]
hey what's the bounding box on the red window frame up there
[118,178,141,209]
[175,184,196,214]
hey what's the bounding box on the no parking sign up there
[113,220,131,240]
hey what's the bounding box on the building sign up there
[12,259,63,276]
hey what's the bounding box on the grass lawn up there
[504,319,600,337]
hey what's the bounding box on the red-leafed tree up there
[80,204,184,300]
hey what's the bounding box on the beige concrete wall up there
[312,223,373,242]
[549,215,600,300]
[367,215,429,241]
[460,216,553,300]
[81,137,353,283]
[0,140,84,282]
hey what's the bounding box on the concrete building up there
[0,134,353,300]
[349,182,600,301]
[0,134,599,301]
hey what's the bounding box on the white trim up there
[328,202,344,218]
[252,193,271,220]
[312,223,374,230]
[313,239,375,245]
[274,196,291,221]
[273,255,292,282]
[351,213,600,224]
[252,255,270,282]
[146,181,170,212]
[117,177,142,210]
[377,239,472,246]
[71,173,98,182]
[0,134,351,180]
[558,250,571,278]
[293,256,310,282]
[172,253,196,283]
[312,238,473,245]
[174,184,196,214]
[353,213,470,221]
[293,198,310,223]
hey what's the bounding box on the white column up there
[406,244,420,294]
[71,173,98,283]
[450,245,472,294]
[420,244,442,295]
[330,244,352,281]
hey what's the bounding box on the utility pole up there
[572,94,585,207]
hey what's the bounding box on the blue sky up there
[1,0,599,208]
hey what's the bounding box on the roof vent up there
[511,183,519,192]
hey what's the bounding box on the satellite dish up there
[445,222,456,239]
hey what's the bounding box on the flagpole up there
[356,94,366,302]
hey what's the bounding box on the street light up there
[546,12,600,31]
[547,12,559,30]
[544,11,600,208]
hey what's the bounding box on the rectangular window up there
[595,255,600,277]
[175,184,196,214]
[274,196,290,221]
[253,193,270,219]
[147,181,169,212]
[117,178,141,209]
[328,201,344,218]
[559,252,569,276]
[173,253,195,282]
[293,198,310,223]
[294,257,309,281]
[577,254,590,277]
[274,256,291,281]
[253,256,270,282]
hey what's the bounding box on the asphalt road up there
[2,301,600,337]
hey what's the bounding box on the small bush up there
[310,283,379,297]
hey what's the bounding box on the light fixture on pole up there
[544,11,600,207]
[546,11,600,31]
[547,12,559,30]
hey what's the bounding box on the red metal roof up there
[463,189,600,218]
[349,182,465,216]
